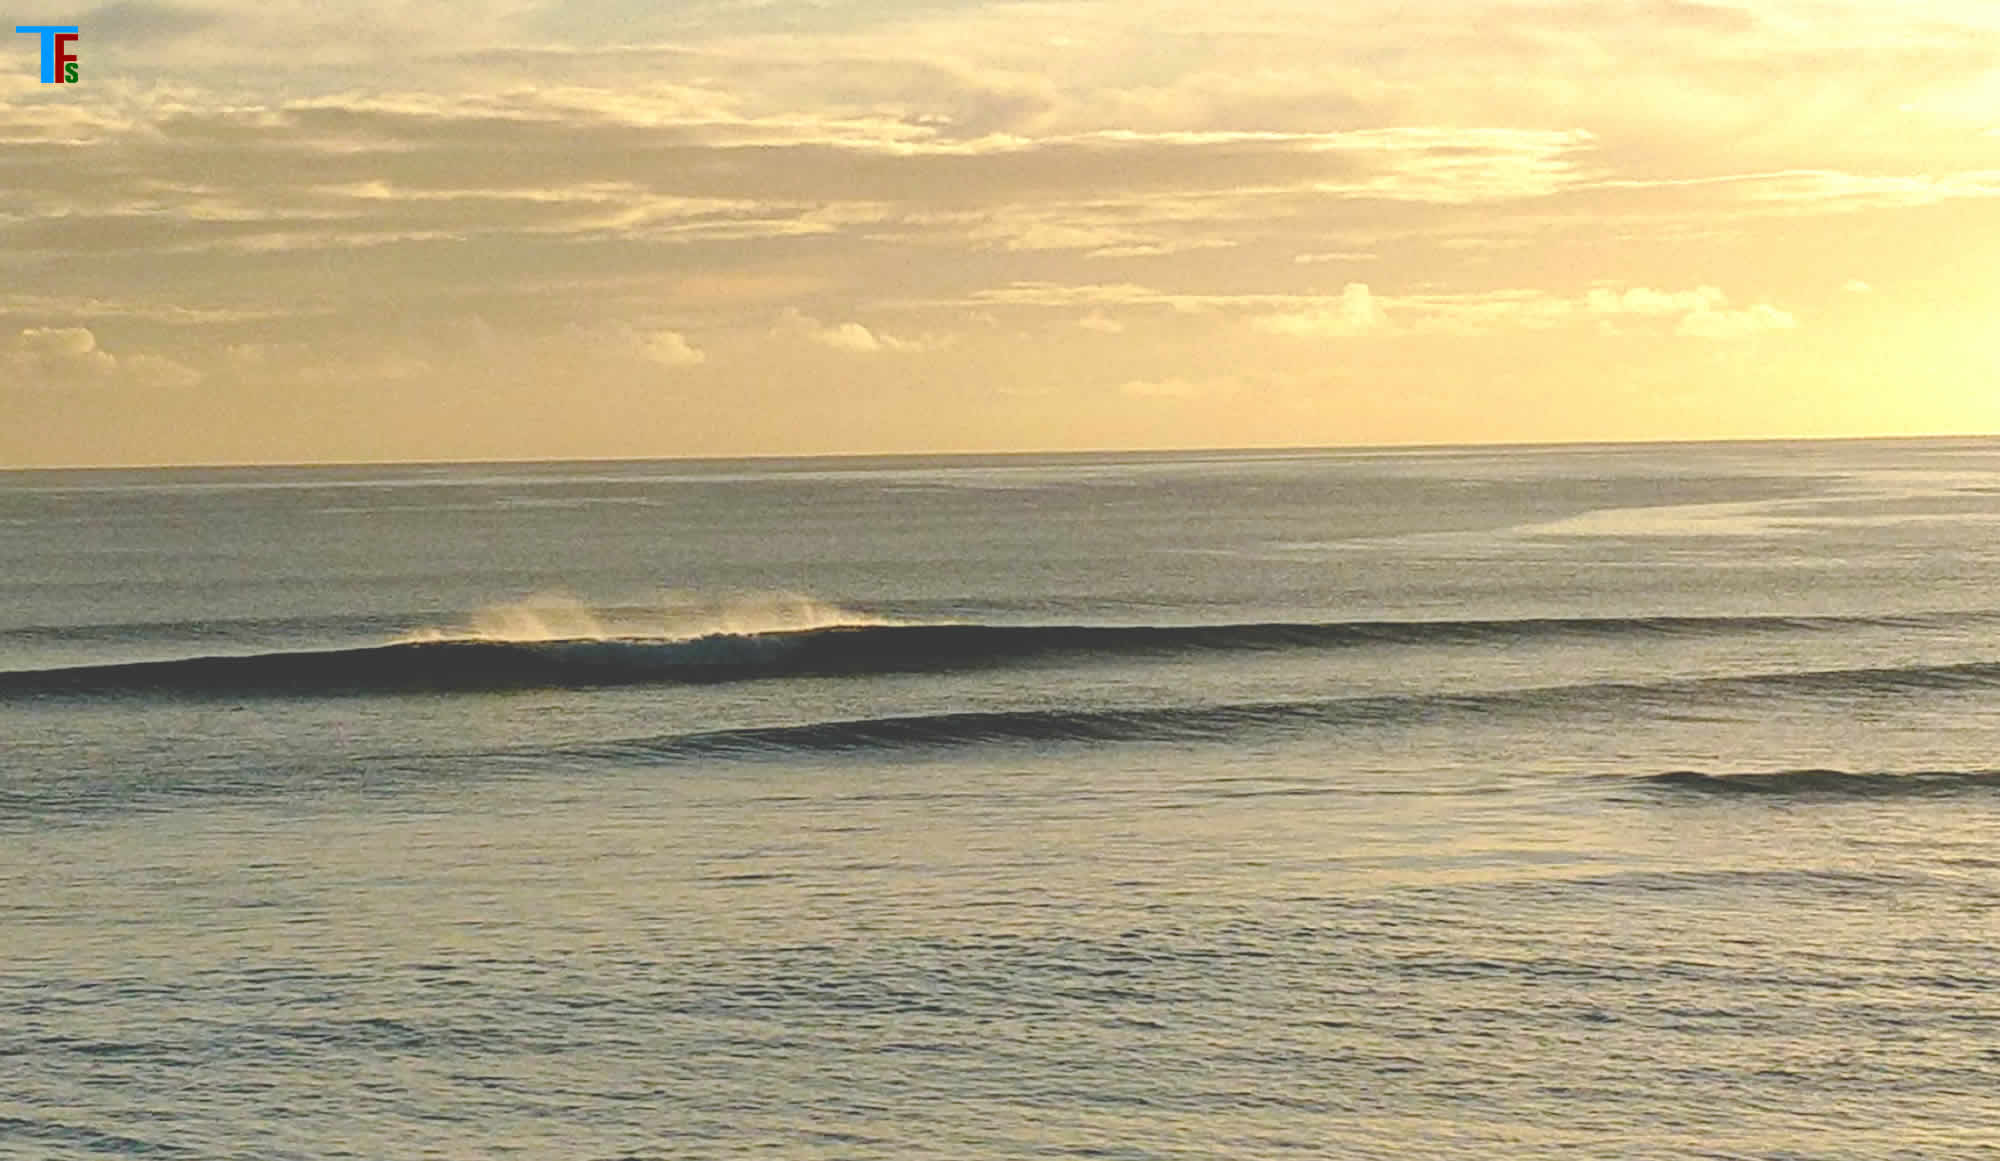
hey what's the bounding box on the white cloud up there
[1254,283,1390,338]
[1586,285,1727,317]
[1078,311,1125,333]
[967,218,1140,253]
[1732,169,2000,211]
[822,321,892,352]
[777,308,944,353]
[14,327,116,377]
[572,322,708,368]
[1586,284,1795,339]
[1,326,200,388]
[122,354,206,388]
[973,282,1167,308]
[1087,240,1235,259]
[972,279,1795,345]
[1677,302,1797,339]
[636,329,706,367]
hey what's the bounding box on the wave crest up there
[399,591,892,645]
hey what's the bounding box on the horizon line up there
[2,428,1995,474]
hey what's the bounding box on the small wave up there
[515,666,1998,762]
[1639,769,2000,798]
[1721,660,2000,695]
[559,702,1334,761]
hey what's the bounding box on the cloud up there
[777,308,944,353]
[0,294,303,325]
[1676,302,1796,339]
[0,93,1600,271]
[965,216,1147,253]
[968,279,1795,344]
[971,282,1198,309]
[817,321,892,353]
[1253,283,1390,338]
[8,0,1996,464]
[1085,240,1234,259]
[120,353,207,387]
[576,322,707,367]
[1586,285,1727,317]
[12,328,116,378]
[2,326,200,388]
[82,1,221,45]
[1587,284,1795,338]
[1733,169,2000,211]
[635,329,706,367]
[950,203,1241,259]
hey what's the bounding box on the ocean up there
[4,437,1999,1160]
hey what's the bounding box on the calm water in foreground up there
[5,438,2000,1159]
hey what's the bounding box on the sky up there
[3,0,1998,466]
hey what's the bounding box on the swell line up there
[508,660,2000,764]
[1640,769,2000,799]
[2,611,1994,698]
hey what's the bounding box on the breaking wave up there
[4,608,2000,698]
[395,592,891,645]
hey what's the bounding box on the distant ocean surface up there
[6,438,2000,1160]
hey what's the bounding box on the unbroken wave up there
[6,615,2000,698]
[1640,769,2000,798]
[522,664,2000,763]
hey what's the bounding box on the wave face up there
[3,612,1999,698]
[555,700,1368,762]
[1641,769,2000,799]
[513,668,2000,763]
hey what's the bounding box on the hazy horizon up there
[5,428,1996,474]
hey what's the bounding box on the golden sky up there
[3,0,1998,465]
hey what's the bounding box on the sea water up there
[4,439,2000,1159]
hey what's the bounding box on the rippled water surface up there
[6,439,2000,1159]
